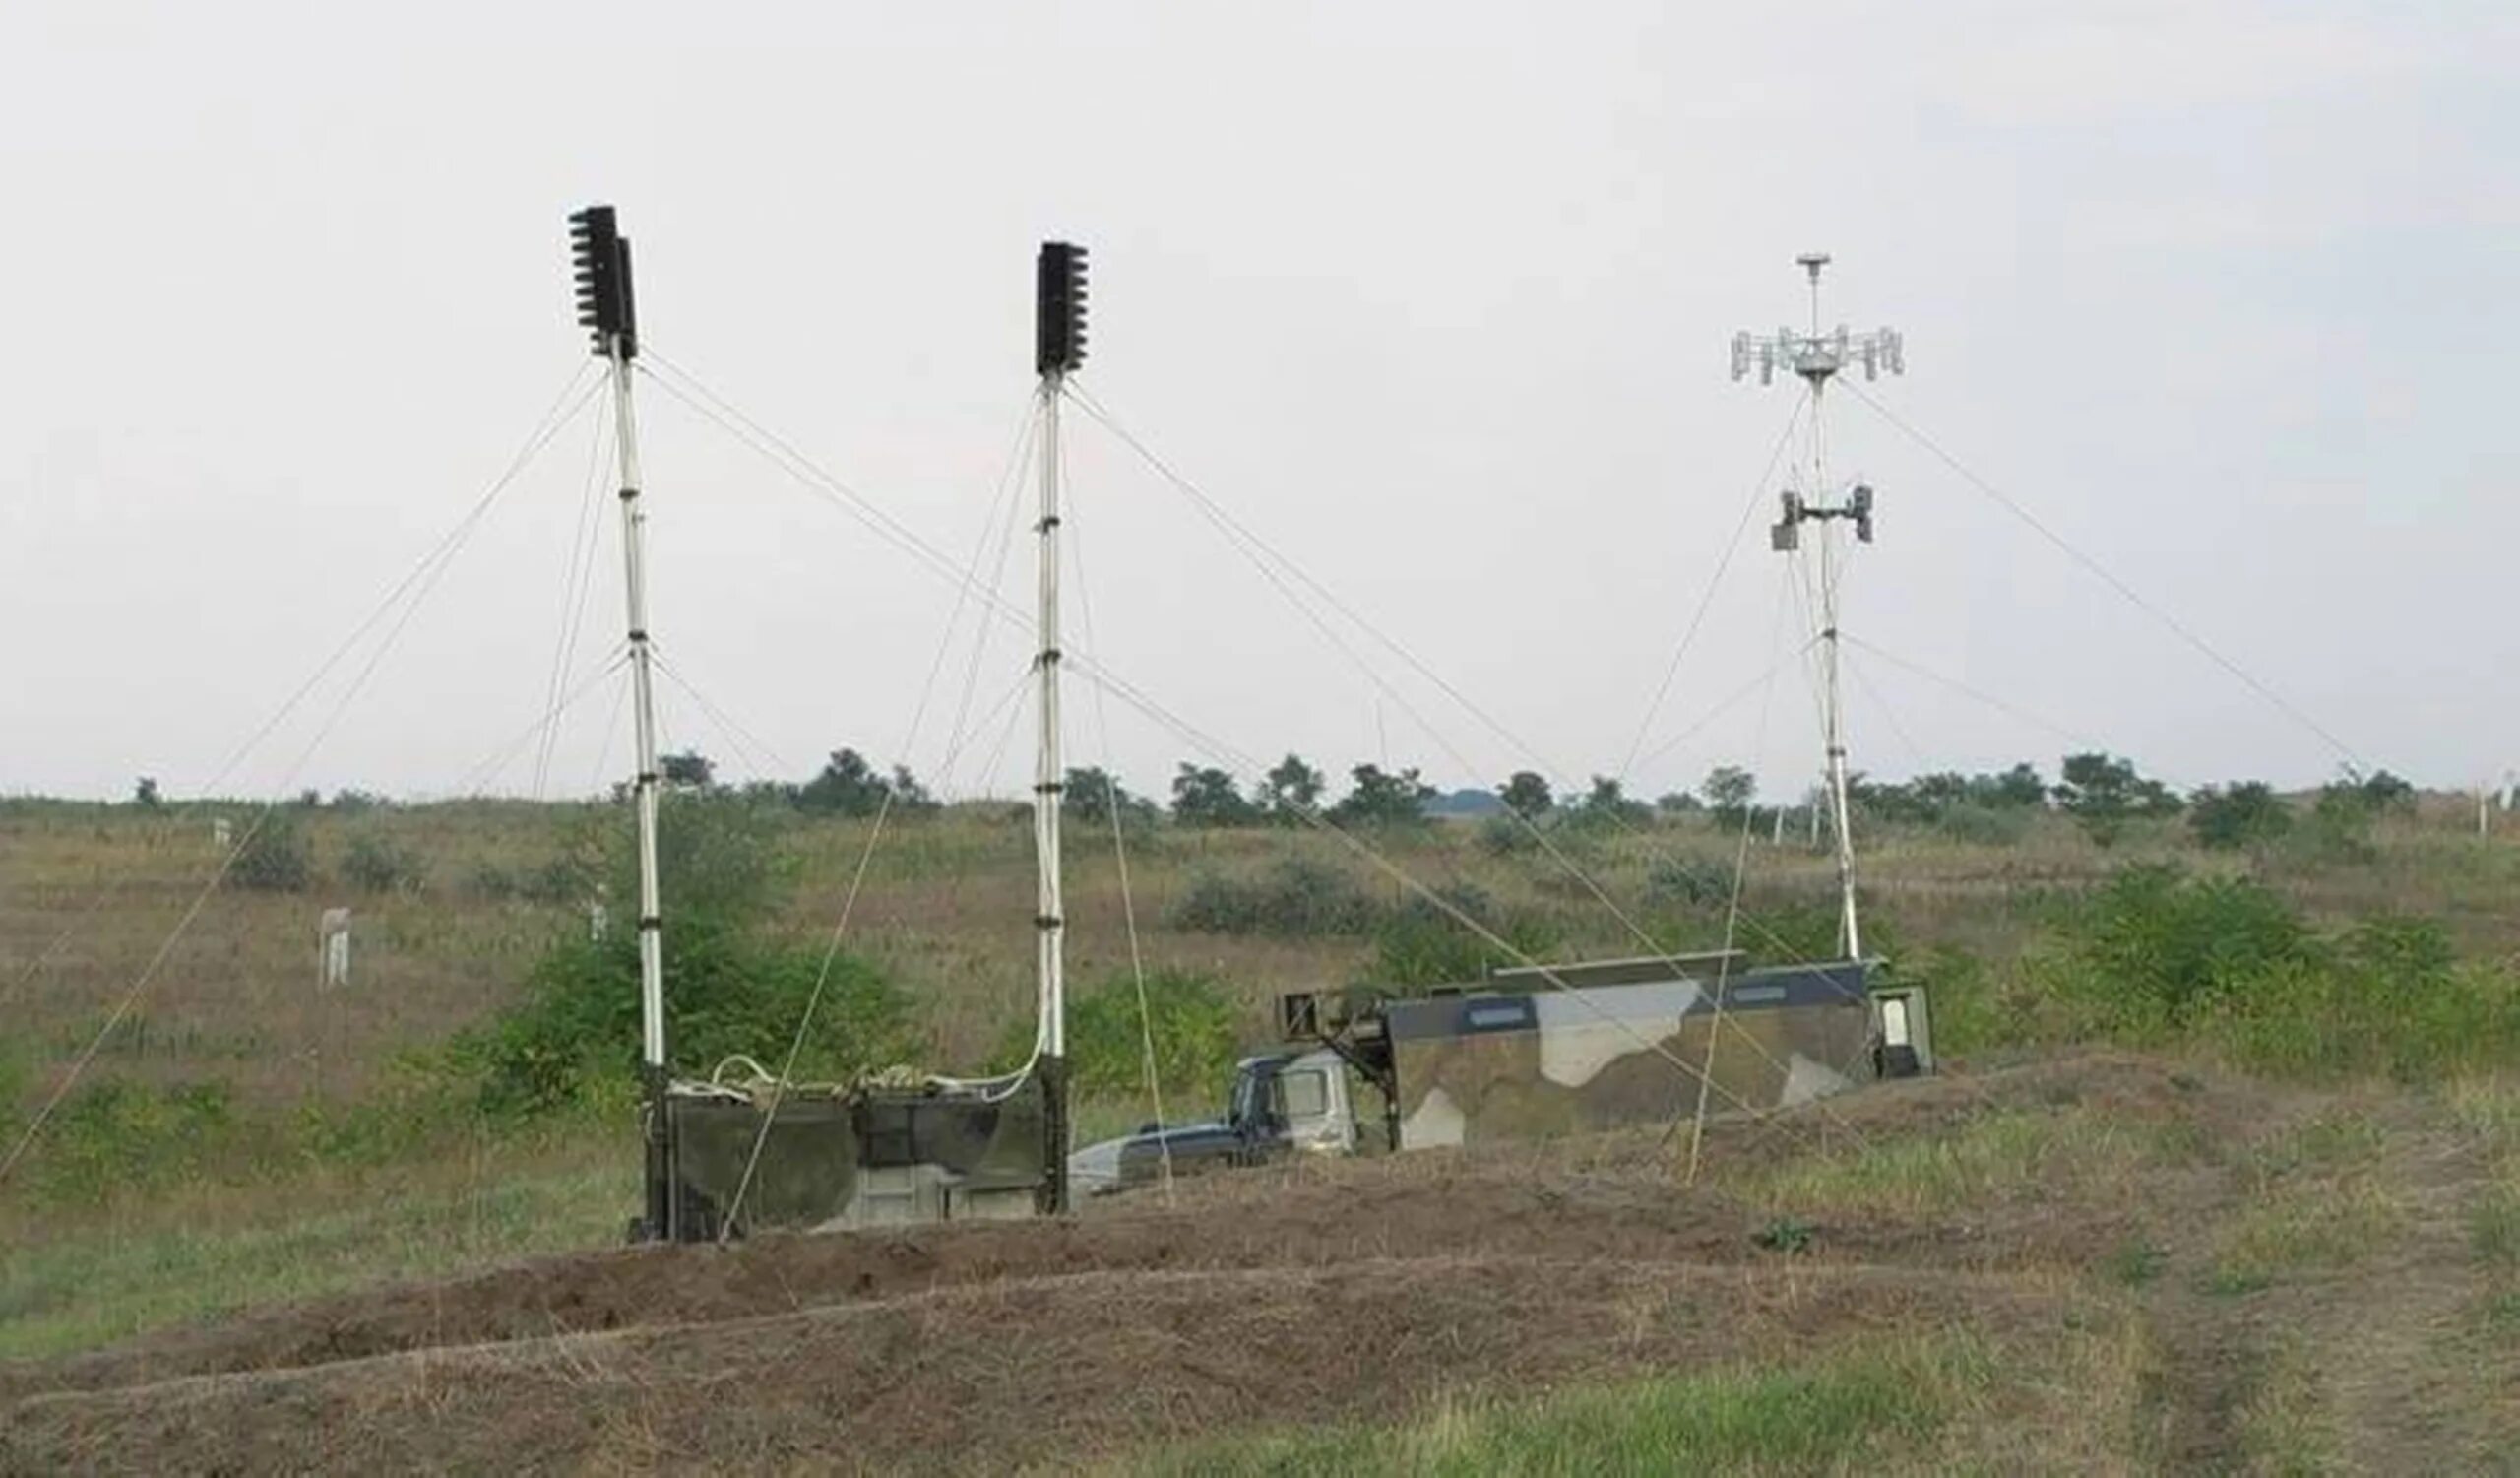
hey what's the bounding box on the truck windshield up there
[1278,1069,1329,1121]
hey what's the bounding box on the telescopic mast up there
[569,204,674,1239]
[1033,240,1088,1214]
[1733,252,1904,960]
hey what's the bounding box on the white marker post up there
[319,908,352,989]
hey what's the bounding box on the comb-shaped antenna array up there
[569,205,638,360]
[1036,241,1088,377]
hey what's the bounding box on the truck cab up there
[1066,1048,1364,1195]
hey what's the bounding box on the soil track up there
[7,1052,2490,1472]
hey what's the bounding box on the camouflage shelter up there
[1380,961,1878,1147]
[662,1074,1048,1236]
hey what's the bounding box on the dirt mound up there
[3,1260,2087,1475]
[3,1051,2319,1472]
[2,1052,2228,1408]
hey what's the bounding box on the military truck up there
[1068,951,1931,1195]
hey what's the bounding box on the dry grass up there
[6,798,2520,1469]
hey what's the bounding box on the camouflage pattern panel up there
[1386,960,1874,1149]
[669,1092,860,1230]
[665,1073,1046,1233]
[855,1078,1048,1194]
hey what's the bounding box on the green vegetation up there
[2050,751,2181,845]
[2188,781,2292,851]
[2012,867,2520,1081]
[1168,857,1380,937]
[1000,968,1241,1102]
[1123,1335,1997,1477]
[454,794,915,1117]
[341,829,427,893]
[228,807,313,892]
[1328,763,1436,828]
[1365,883,1560,988]
[1728,1106,2175,1220]
[5,753,2518,1403]
[0,1135,630,1359]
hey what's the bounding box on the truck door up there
[1271,1059,1350,1155]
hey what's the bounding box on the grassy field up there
[3,790,2517,1469]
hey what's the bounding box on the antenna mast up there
[1034,240,1088,1214]
[570,205,672,1238]
[1732,253,1903,959]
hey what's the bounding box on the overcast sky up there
[3,1,2512,807]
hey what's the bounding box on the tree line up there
[130,745,2422,856]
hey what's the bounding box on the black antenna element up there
[569,205,639,359]
[1035,240,1087,376]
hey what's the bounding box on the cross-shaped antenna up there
[1732,253,1902,389]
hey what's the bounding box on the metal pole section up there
[612,351,665,1070]
[1808,376,1863,960]
[610,346,673,1239]
[1034,375,1071,1215]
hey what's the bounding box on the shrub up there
[519,854,598,905]
[453,794,910,1117]
[1645,852,1731,908]
[2046,866,2312,1032]
[460,922,915,1119]
[1934,803,2030,847]
[227,811,313,893]
[342,831,426,893]
[1168,857,1380,937]
[1478,813,1537,856]
[23,1079,238,1204]
[2194,920,2517,1081]
[1000,968,1241,1102]
[1365,883,1563,988]
[2188,782,2292,852]
[2022,866,2519,1081]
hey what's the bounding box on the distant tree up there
[2357,769,2417,813]
[2298,768,2406,863]
[659,750,717,791]
[1702,766,1757,824]
[2053,751,2181,845]
[887,764,939,814]
[1171,764,1260,827]
[1064,765,1157,827]
[1572,775,1650,828]
[1256,753,1326,824]
[1985,762,2047,809]
[1497,770,1554,818]
[739,778,802,807]
[2320,767,2415,821]
[1850,772,1925,825]
[2188,782,2293,851]
[328,788,389,813]
[1655,791,1702,817]
[796,748,892,817]
[132,776,162,810]
[294,788,323,809]
[1329,763,1433,828]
